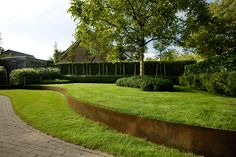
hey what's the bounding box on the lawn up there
[0,89,197,157]
[60,84,236,131]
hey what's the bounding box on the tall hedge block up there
[58,61,195,77]
[0,66,7,85]
[179,72,236,96]
[184,54,236,75]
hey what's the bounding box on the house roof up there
[1,49,35,58]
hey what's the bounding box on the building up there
[59,41,102,63]
[0,49,47,74]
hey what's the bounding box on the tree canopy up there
[68,0,208,75]
[179,0,236,58]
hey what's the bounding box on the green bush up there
[37,67,61,80]
[184,54,236,75]
[62,75,127,83]
[0,66,7,85]
[116,76,174,91]
[10,67,61,85]
[10,68,40,85]
[179,72,236,96]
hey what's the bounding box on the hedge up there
[179,72,236,96]
[184,54,236,75]
[62,75,127,83]
[10,67,61,85]
[0,66,7,85]
[58,61,195,77]
[116,76,174,91]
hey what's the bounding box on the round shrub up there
[116,76,174,91]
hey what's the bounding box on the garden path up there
[0,96,112,157]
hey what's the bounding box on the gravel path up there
[0,95,112,157]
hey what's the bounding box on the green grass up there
[60,84,236,131]
[0,89,197,157]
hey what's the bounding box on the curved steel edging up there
[2,85,236,157]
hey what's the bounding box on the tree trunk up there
[139,45,145,76]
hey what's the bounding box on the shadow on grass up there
[174,86,196,93]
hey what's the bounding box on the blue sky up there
[0,0,213,60]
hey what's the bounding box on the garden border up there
[1,85,236,157]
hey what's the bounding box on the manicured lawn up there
[60,84,236,131]
[0,90,197,157]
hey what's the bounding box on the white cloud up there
[0,0,76,60]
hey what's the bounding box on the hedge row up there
[179,72,236,96]
[58,61,195,76]
[116,76,174,91]
[0,66,7,85]
[10,67,61,85]
[184,54,236,75]
[62,75,127,83]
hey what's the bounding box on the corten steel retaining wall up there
[1,85,236,157]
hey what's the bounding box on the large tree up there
[68,0,207,75]
[179,0,236,58]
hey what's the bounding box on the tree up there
[50,42,63,64]
[68,0,207,75]
[179,0,236,58]
[153,39,171,61]
[0,33,4,53]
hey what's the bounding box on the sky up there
[0,0,76,60]
[0,0,213,60]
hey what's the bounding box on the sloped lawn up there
[0,90,197,157]
[61,84,236,131]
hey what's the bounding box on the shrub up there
[10,68,40,85]
[0,66,7,85]
[116,76,174,91]
[184,54,236,75]
[10,67,61,85]
[62,75,127,83]
[37,67,61,80]
[179,72,236,96]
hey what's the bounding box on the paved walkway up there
[0,96,112,157]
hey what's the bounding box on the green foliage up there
[10,68,40,85]
[36,67,61,80]
[180,0,236,58]
[184,54,236,75]
[179,72,236,96]
[0,66,7,84]
[58,61,195,78]
[10,68,61,85]
[116,76,174,91]
[68,0,207,75]
[62,75,126,83]
[50,42,63,64]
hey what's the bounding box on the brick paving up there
[0,96,113,157]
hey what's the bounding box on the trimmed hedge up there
[0,66,7,85]
[58,61,195,77]
[179,72,236,96]
[62,75,127,83]
[10,67,61,85]
[184,54,236,75]
[116,76,174,91]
